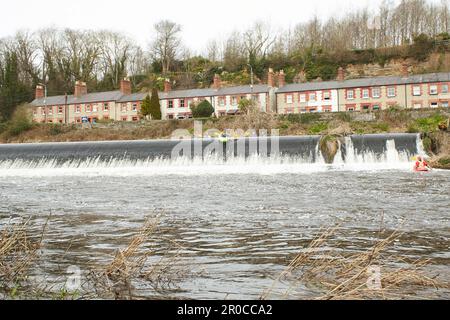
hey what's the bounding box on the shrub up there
[48,125,63,136]
[5,105,33,137]
[337,112,352,122]
[300,113,321,124]
[373,122,390,132]
[415,114,447,132]
[438,157,450,166]
[422,136,433,154]
[191,100,214,118]
[309,122,328,134]
[278,122,290,130]
[407,124,420,133]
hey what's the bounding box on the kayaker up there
[414,156,430,171]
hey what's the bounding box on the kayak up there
[414,167,431,172]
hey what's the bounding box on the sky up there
[0,0,434,54]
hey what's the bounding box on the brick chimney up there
[120,78,132,95]
[267,68,275,87]
[401,63,409,77]
[213,74,222,90]
[278,70,286,88]
[35,85,44,100]
[74,81,87,97]
[164,79,172,92]
[337,67,345,81]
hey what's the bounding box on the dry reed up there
[262,227,449,300]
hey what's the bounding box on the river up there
[0,134,449,299]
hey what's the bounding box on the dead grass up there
[85,215,187,300]
[0,215,187,300]
[262,227,449,300]
[0,218,47,298]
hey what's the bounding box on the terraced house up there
[276,67,450,114]
[159,72,277,119]
[31,67,450,123]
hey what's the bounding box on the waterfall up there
[0,134,423,176]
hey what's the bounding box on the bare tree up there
[99,31,135,88]
[150,20,182,75]
[243,21,276,62]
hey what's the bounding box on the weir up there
[0,134,423,172]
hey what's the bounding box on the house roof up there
[118,92,148,103]
[32,91,123,107]
[159,84,272,100]
[276,72,450,93]
[216,84,271,96]
[159,88,216,100]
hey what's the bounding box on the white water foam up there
[0,135,423,177]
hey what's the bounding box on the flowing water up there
[0,134,449,299]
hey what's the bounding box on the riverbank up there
[1,108,449,143]
[0,108,449,168]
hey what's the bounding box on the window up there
[387,87,396,98]
[42,108,46,116]
[86,105,92,113]
[33,108,37,116]
[231,96,238,106]
[121,103,127,112]
[299,94,306,103]
[322,106,332,112]
[373,105,380,111]
[430,102,438,108]
[286,94,293,104]
[430,85,438,95]
[251,95,258,102]
[323,91,331,101]
[347,90,354,100]
[93,104,98,112]
[442,101,449,108]
[362,89,370,99]
[132,116,139,122]
[309,93,316,101]
[104,103,109,111]
[75,105,81,113]
[413,86,421,96]
[58,106,63,114]
[362,105,371,111]
[442,84,449,94]
[219,97,225,106]
[122,117,128,121]
[413,103,422,109]
[168,100,174,109]
[48,107,53,115]
[180,99,185,108]
[168,114,174,120]
[132,103,138,112]
[372,87,381,98]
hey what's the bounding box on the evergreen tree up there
[140,94,151,119]
[191,100,214,118]
[0,52,31,121]
[149,88,162,120]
